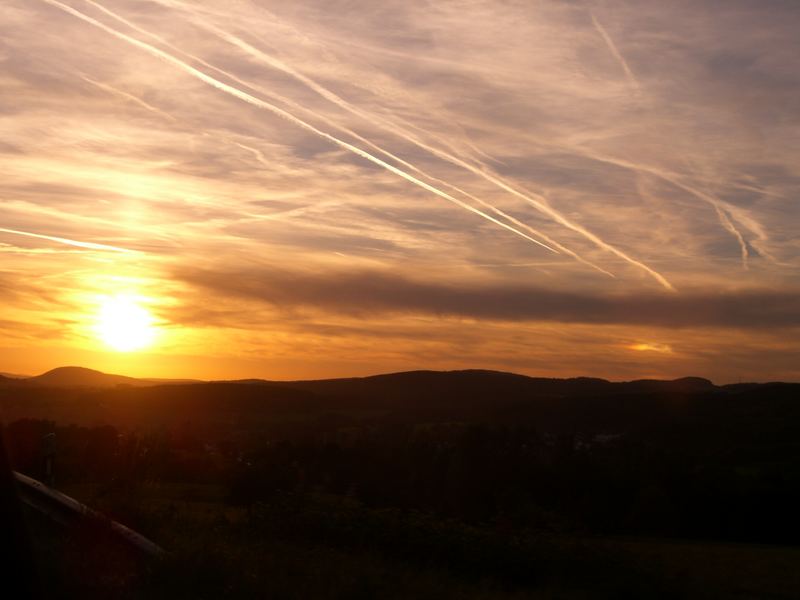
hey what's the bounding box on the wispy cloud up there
[47,0,561,256]
[590,13,641,96]
[81,74,176,121]
[166,2,667,286]
[1,0,798,381]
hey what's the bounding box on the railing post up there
[41,432,56,487]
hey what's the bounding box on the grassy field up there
[595,536,800,599]
[24,481,800,599]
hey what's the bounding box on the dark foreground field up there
[4,368,800,598]
[26,481,800,600]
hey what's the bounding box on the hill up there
[273,369,716,401]
[18,366,147,388]
[0,372,28,379]
[4,364,800,584]
[1,366,717,399]
[0,366,795,440]
[5,366,200,388]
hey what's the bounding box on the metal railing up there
[13,471,165,559]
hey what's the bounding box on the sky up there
[1,0,798,382]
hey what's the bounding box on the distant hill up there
[0,365,796,439]
[263,369,716,402]
[3,367,201,389]
[19,367,147,388]
[2,366,717,395]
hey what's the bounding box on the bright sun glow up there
[95,295,157,352]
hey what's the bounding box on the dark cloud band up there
[177,267,800,329]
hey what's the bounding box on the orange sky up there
[1,0,798,382]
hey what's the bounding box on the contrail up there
[81,75,176,121]
[4,198,178,250]
[232,142,271,169]
[590,13,641,95]
[0,227,136,253]
[148,2,671,286]
[43,0,559,254]
[669,178,750,268]
[83,0,613,266]
[82,0,663,284]
[574,148,759,269]
[0,245,84,255]
[83,0,565,255]
[290,0,757,277]
[387,108,499,173]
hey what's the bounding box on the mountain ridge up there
[0,365,724,392]
[1,365,798,440]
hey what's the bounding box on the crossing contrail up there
[590,13,641,95]
[572,148,760,269]
[85,0,584,261]
[150,2,670,288]
[84,0,629,276]
[669,178,751,268]
[42,0,560,254]
[0,227,136,253]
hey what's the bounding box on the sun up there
[95,294,157,352]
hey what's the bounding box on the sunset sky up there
[1,0,798,382]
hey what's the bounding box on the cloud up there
[42,0,570,258]
[176,266,800,330]
[1,0,799,381]
[152,0,669,285]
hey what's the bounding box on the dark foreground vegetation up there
[2,368,800,598]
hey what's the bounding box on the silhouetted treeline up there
[228,419,800,544]
[6,398,800,545]
[3,419,223,485]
